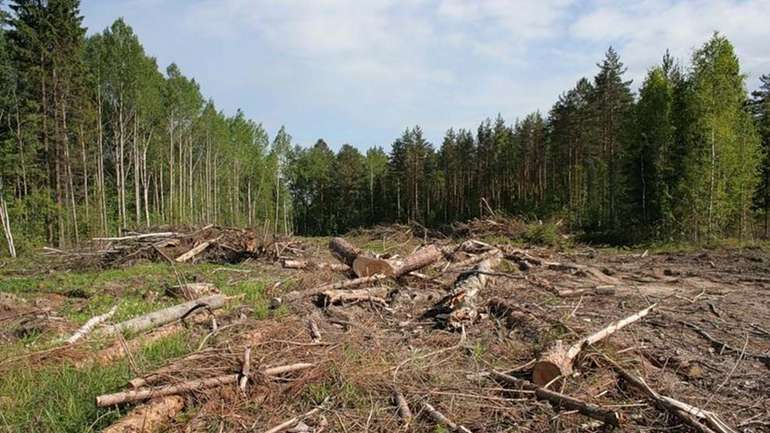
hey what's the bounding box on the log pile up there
[43,225,307,268]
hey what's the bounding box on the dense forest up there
[0,1,769,256]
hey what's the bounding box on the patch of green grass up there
[0,332,192,433]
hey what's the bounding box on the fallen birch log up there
[320,286,390,305]
[490,370,620,427]
[449,248,501,270]
[282,259,350,272]
[175,236,221,263]
[604,355,733,433]
[533,303,656,387]
[96,295,228,337]
[271,275,388,307]
[445,257,500,329]
[98,363,314,406]
[65,305,118,344]
[101,395,184,433]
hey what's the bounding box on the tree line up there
[0,1,769,256]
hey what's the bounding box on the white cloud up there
[570,0,770,85]
[137,0,770,146]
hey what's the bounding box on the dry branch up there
[421,402,472,433]
[101,396,184,433]
[604,355,734,433]
[392,388,412,428]
[65,305,117,344]
[533,303,656,387]
[320,287,390,305]
[271,275,388,306]
[490,371,620,427]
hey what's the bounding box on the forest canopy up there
[0,1,769,254]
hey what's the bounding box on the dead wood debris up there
[26,218,770,433]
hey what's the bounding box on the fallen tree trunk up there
[175,236,221,263]
[604,355,733,433]
[490,370,620,427]
[282,259,350,272]
[320,286,390,305]
[448,248,501,270]
[533,303,656,387]
[393,244,442,277]
[98,363,314,406]
[445,257,500,329]
[96,295,228,337]
[65,305,118,344]
[329,237,362,266]
[271,275,388,307]
[101,396,184,433]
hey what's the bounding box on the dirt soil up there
[3,227,770,433]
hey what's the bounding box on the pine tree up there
[628,65,675,238]
[587,47,635,231]
[750,74,770,236]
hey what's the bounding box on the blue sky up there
[81,0,770,150]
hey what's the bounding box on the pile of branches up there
[44,225,306,268]
[450,216,529,239]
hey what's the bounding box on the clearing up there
[1,220,769,433]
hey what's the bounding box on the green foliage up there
[0,332,191,433]
[0,6,769,250]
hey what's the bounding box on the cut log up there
[101,396,184,433]
[65,305,118,344]
[165,282,220,300]
[353,244,443,278]
[604,355,733,433]
[175,236,221,263]
[96,295,228,337]
[490,371,620,427]
[282,259,350,272]
[393,245,442,277]
[271,275,387,307]
[98,363,313,406]
[320,286,390,305]
[329,237,362,266]
[353,255,396,277]
[533,303,656,387]
[445,257,500,329]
